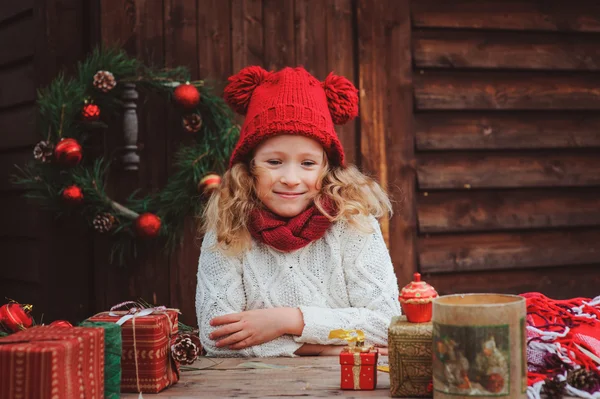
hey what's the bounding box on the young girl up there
[196,66,401,357]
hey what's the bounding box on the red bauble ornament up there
[0,303,33,333]
[82,103,101,121]
[62,185,84,204]
[54,138,82,167]
[134,212,161,238]
[174,83,200,109]
[198,173,221,196]
[49,320,73,328]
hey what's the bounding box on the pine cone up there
[182,113,202,133]
[93,70,117,93]
[542,376,566,399]
[93,213,116,233]
[171,333,202,365]
[567,368,600,393]
[543,353,572,373]
[33,141,54,163]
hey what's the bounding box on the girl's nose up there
[280,167,301,185]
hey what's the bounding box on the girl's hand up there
[209,308,304,350]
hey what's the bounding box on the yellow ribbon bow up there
[328,329,366,348]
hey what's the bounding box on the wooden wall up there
[0,0,94,322]
[411,1,600,297]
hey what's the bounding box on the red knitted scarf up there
[248,200,335,252]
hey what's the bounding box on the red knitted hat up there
[224,66,358,167]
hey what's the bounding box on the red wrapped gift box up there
[339,347,379,390]
[0,326,104,399]
[89,308,179,393]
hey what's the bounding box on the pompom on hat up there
[224,66,359,167]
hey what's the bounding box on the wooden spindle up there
[121,83,140,171]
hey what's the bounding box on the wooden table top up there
[122,356,393,398]
[121,356,577,398]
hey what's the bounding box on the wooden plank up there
[165,0,198,76]
[358,0,417,288]
[28,0,94,325]
[133,0,164,67]
[0,16,34,66]
[231,0,263,73]
[168,218,201,326]
[0,238,41,283]
[164,0,200,324]
[411,0,600,32]
[263,0,295,70]
[425,264,600,300]
[415,111,600,150]
[0,63,35,108]
[294,0,358,165]
[414,71,600,110]
[0,1,33,23]
[413,29,600,70]
[0,105,37,149]
[98,0,137,54]
[295,0,328,79]
[326,0,357,166]
[417,152,600,189]
[418,188,600,233]
[198,0,232,82]
[41,215,93,323]
[0,194,41,238]
[419,228,600,274]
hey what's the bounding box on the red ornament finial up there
[414,273,421,282]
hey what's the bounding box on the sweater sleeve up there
[196,231,303,357]
[294,216,401,346]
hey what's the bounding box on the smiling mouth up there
[274,192,305,198]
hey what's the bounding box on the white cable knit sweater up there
[195,215,401,357]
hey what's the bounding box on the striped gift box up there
[0,326,104,399]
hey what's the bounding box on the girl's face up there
[253,135,326,218]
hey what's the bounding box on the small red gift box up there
[0,326,105,399]
[339,347,379,390]
[89,306,179,393]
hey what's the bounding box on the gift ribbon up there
[352,351,361,389]
[103,301,180,398]
[328,329,366,347]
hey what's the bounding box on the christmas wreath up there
[13,47,238,263]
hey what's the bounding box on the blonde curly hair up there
[201,154,392,256]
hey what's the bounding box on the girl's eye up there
[266,160,281,165]
[302,161,316,167]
